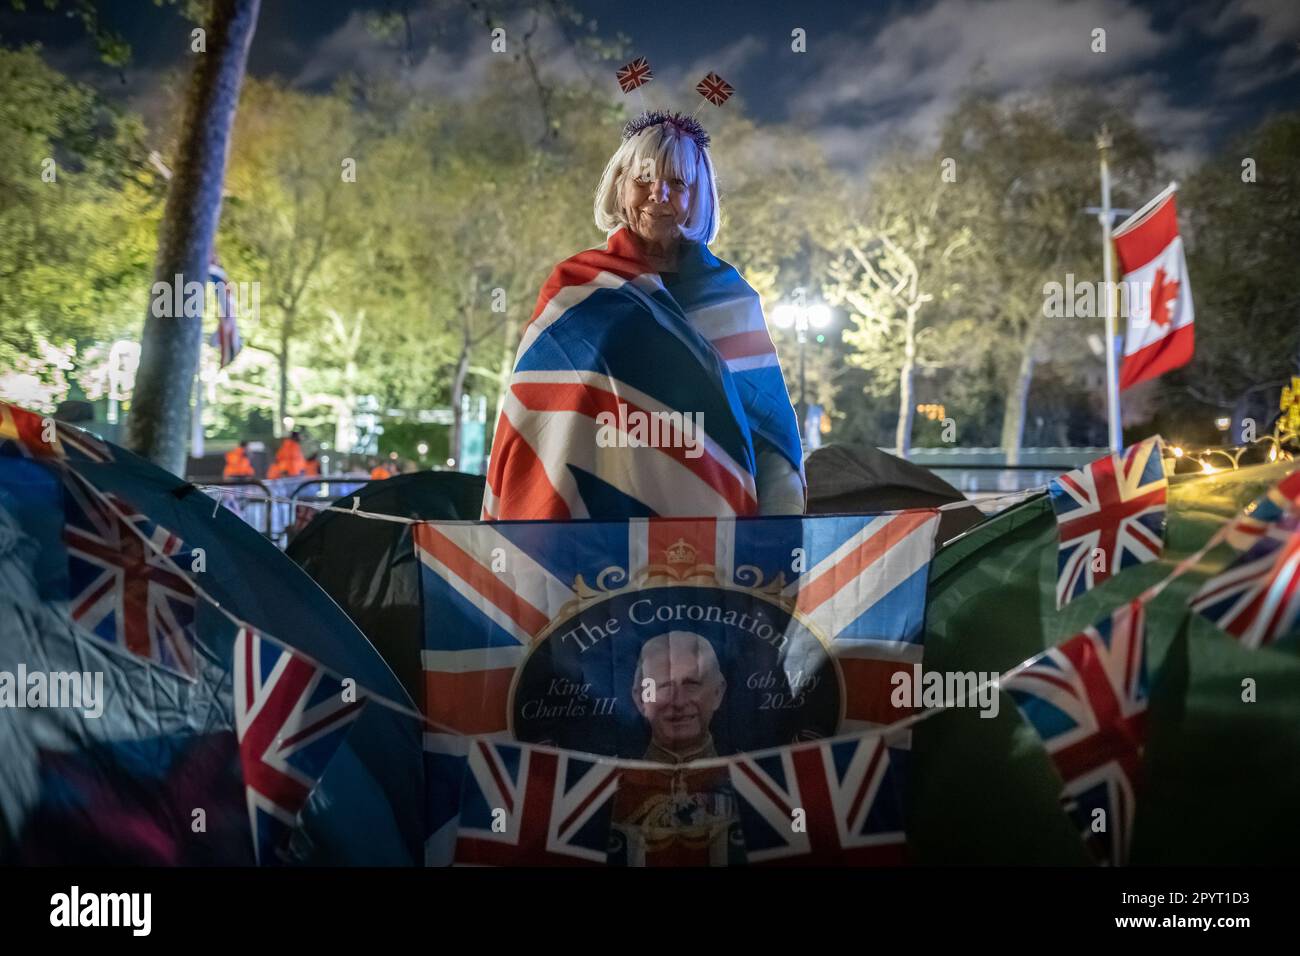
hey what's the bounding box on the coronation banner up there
[415,511,938,862]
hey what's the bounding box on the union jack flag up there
[208,262,243,368]
[695,71,734,106]
[234,626,367,865]
[615,56,653,93]
[484,226,801,521]
[0,400,111,463]
[1049,436,1167,608]
[62,475,198,679]
[455,738,619,865]
[1004,599,1148,865]
[1220,469,1300,552]
[727,731,907,865]
[1190,509,1300,649]
[415,512,938,738]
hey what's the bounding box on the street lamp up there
[773,292,834,446]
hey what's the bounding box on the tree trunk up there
[1001,344,1036,466]
[895,305,918,458]
[127,0,261,475]
[449,341,470,468]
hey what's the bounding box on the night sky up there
[2,0,1298,171]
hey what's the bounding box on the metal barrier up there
[198,479,275,538]
[282,474,372,546]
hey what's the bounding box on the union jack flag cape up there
[1005,599,1148,865]
[483,226,803,520]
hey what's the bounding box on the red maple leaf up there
[1149,266,1180,328]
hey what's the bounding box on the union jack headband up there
[621,110,711,150]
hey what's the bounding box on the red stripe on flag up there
[528,228,650,323]
[483,415,572,521]
[840,656,913,725]
[711,330,775,361]
[510,381,757,516]
[648,518,717,569]
[424,668,513,733]
[1119,322,1194,390]
[413,524,550,635]
[796,511,934,615]
[1114,194,1180,274]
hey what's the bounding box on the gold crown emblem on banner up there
[665,538,697,566]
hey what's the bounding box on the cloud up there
[291,8,598,98]
[1196,0,1300,96]
[779,0,1249,173]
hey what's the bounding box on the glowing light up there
[1269,445,1278,462]
[1214,416,1231,431]
[772,304,797,329]
[1199,459,1218,474]
[1172,446,1184,458]
[417,441,429,456]
[807,304,832,329]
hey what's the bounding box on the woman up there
[484,110,804,521]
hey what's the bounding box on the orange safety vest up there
[268,438,307,479]
[223,448,255,479]
[370,465,391,480]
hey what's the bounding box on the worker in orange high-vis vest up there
[222,441,256,479]
[304,453,321,477]
[267,431,307,479]
[369,460,392,480]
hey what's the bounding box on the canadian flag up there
[1113,184,1194,390]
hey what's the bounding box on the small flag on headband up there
[615,56,653,93]
[1005,599,1148,865]
[695,71,734,106]
[1190,508,1300,649]
[1049,436,1168,608]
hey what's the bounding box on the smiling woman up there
[483,111,805,521]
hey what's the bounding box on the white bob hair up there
[593,121,720,245]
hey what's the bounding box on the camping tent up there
[287,470,486,704]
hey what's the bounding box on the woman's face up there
[620,161,690,245]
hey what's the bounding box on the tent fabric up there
[916,459,1300,863]
[287,471,487,705]
[0,412,422,864]
[805,443,985,544]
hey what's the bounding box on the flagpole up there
[1097,126,1123,453]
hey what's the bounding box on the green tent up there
[915,459,1300,863]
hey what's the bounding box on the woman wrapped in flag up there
[484,110,805,520]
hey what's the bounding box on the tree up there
[220,78,364,437]
[128,0,261,474]
[936,89,1158,461]
[1174,112,1300,435]
[824,150,974,457]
